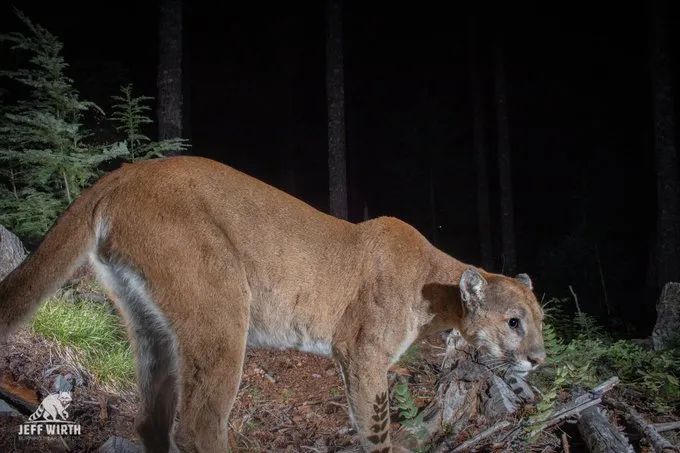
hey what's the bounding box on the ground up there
[0,328,442,452]
[1,284,678,451]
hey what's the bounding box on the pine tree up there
[110,84,187,162]
[0,11,128,239]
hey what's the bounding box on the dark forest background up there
[1,1,679,336]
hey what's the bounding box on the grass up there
[31,294,135,391]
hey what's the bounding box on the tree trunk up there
[652,282,680,350]
[429,163,438,246]
[326,0,348,220]
[468,19,494,271]
[494,43,517,275]
[157,0,183,146]
[650,0,680,289]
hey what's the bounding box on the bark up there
[393,331,531,450]
[157,0,183,145]
[494,43,517,275]
[0,224,27,281]
[652,282,680,350]
[577,406,634,453]
[326,0,348,220]
[468,19,494,271]
[650,0,680,288]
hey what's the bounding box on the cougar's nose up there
[527,350,546,367]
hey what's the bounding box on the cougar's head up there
[457,268,545,376]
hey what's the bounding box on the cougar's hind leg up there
[91,255,181,453]
[172,275,250,453]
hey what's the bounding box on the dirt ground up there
[0,330,444,452]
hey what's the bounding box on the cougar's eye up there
[508,318,520,329]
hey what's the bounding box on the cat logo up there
[18,391,82,436]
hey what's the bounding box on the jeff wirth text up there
[18,389,82,437]
[19,422,82,436]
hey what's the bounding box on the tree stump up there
[394,330,532,450]
[652,282,680,350]
[0,224,26,281]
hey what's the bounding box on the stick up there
[655,421,680,433]
[561,432,570,453]
[569,285,581,314]
[604,398,679,452]
[594,242,611,315]
[449,420,511,453]
[540,377,619,430]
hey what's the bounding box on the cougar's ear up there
[515,273,533,290]
[460,268,487,312]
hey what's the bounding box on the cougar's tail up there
[0,193,96,340]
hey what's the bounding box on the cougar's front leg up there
[335,349,392,453]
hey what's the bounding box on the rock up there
[652,282,680,350]
[0,398,20,416]
[98,436,141,453]
[0,224,27,281]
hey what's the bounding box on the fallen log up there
[393,330,534,450]
[604,397,679,453]
[0,373,39,416]
[577,405,634,453]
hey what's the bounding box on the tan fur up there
[0,157,545,452]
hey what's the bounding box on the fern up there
[531,309,680,421]
[110,84,188,161]
[526,365,569,439]
[393,382,428,443]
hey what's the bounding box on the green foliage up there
[0,11,128,239]
[393,382,428,444]
[32,295,135,391]
[110,84,187,161]
[526,365,569,439]
[530,306,680,418]
[605,340,680,412]
[522,307,679,444]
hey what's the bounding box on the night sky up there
[2,2,679,334]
